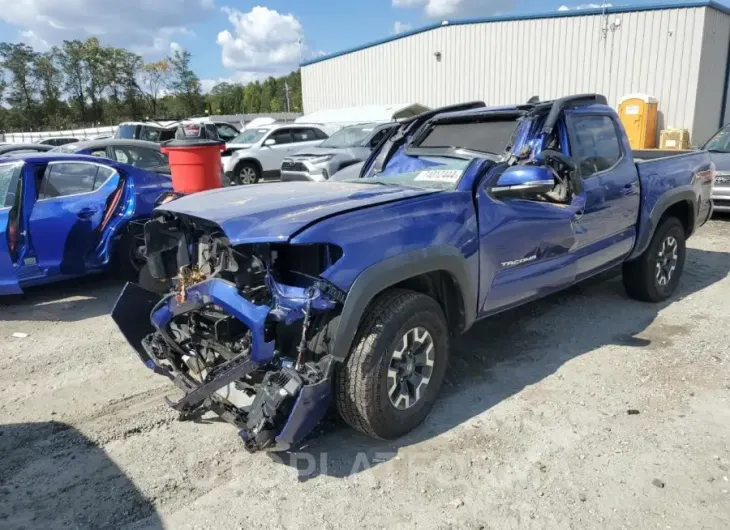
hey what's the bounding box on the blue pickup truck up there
[113,94,714,452]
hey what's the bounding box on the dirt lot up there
[1,218,729,530]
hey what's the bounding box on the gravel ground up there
[1,218,729,530]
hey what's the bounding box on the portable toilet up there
[618,94,659,149]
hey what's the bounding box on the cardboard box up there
[659,128,690,150]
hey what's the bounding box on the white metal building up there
[301,1,730,145]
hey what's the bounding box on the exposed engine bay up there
[113,212,347,452]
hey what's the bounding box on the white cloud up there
[19,30,50,51]
[392,0,505,18]
[216,6,315,79]
[557,3,612,11]
[392,21,412,34]
[0,0,215,56]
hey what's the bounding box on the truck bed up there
[632,149,694,162]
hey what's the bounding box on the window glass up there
[703,126,730,153]
[113,147,131,164]
[570,115,622,177]
[90,149,108,158]
[40,163,98,199]
[313,128,329,140]
[231,128,269,144]
[369,128,390,148]
[116,124,137,139]
[0,163,20,208]
[133,148,167,169]
[321,125,375,148]
[216,123,239,142]
[292,128,318,143]
[269,129,292,145]
[140,126,161,142]
[93,166,116,190]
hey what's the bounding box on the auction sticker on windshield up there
[414,169,462,183]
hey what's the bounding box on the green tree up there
[168,49,203,116]
[58,40,90,123]
[141,59,171,117]
[0,43,39,129]
[33,51,64,128]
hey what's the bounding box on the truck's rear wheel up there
[622,217,686,302]
[334,289,449,439]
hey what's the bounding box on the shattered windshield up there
[320,124,376,148]
[347,156,470,191]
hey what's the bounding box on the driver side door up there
[258,129,298,174]
[563,111,640,277]
[476,168,584,315]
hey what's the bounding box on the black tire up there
[334,289,450,440]
[117,231,146,282]
[138,263,172,294]
[622,216,686,302]
[235,161,260,185]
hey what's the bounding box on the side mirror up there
[489,165,555,198]
[264,138,276,146]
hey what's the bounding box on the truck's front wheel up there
[334,289,449,440]
[622,216,687,302]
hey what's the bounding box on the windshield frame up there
[407,110,526,157]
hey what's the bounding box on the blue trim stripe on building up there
[300,1,730,67]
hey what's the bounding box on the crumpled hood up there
[157,181,437,244]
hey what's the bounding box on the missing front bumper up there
[112,279,337,452]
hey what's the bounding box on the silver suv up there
[223,124,334,185]
[280,122,397,182]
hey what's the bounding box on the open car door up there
[0,162,24,295]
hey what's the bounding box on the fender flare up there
[329,246,477,361]
[628,186,697,260]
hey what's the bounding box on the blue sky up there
[0,0,727,89]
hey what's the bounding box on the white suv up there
[223,123,335,185]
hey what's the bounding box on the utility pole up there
[284,81,291,113]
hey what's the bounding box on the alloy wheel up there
[655,235,679,286]
[238,167,257,185]
[387,327,435,410]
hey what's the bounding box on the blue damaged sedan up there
[0,153,171,295]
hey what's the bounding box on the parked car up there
[223,123,334,185]
[112,94,714,453]
[0,144,54,156]
[280,122,398,182]
[702,122,730,212]
[51,139,171,174]
[186,117,241,143]
[115,120,235,144]
[37,137,80,147]
[0,153,172,295]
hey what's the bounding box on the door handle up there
[572,209,585,221]
[620,184,634,196]
[77,207,98,219]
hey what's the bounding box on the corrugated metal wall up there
[694,8,730,143]
[303,6,726,144]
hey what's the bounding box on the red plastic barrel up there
[161,125,225,194]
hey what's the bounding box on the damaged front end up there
[111,212,346,452]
